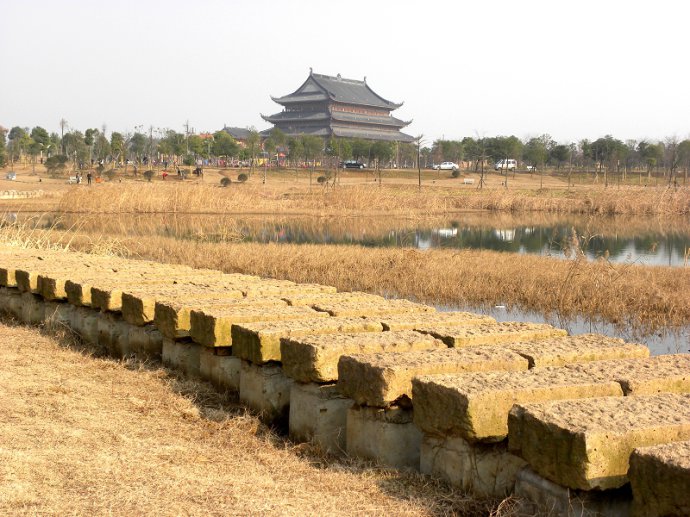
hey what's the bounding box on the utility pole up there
[416,135,424,191]
[184,120,190,155]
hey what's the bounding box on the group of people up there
[74,171,93,185]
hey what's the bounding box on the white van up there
[494,159,517,171]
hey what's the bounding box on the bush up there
[45,155,69,177]
[104,168,117,181]
[182,154,195,166]
[317,175,327,184]
[143,170,155,182]
[237,173,248,183]
[451,169,460,178]
[220,177,231,187]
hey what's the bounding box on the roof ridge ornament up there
[309,67,313,74]
[337,73,341,80]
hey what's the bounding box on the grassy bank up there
[7,227,686,336]
[54,182,690,216]
[0,321,503,516]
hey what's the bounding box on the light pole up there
[416,135,424,191]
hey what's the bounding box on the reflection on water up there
[8,211,690,267]
[443,304,689,357]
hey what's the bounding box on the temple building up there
[261,70,414,142]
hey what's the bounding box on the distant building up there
[222,126,253,147]
[261,70,414,143]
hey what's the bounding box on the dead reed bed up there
[0,322,509,516]
[56,182,690,216]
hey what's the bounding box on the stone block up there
[377,311,496,331]
[505,333,649,367]
[508,393,690,490]
[199,347,241,391]
[96,312,130,357]
[515,467,633,517]
[43,302,75,330]
[232,317,383,365]
[289,383,352,454]
[20,292,45,324]
[162,338,201,378]
[239,361,294,425]
[420,434,527,497]
[127,325,163,359]
[312,298,435,318]
[121,286,244,326]
[412,368,623,443]
[69,307,100,344]
[154,297,287,340]
[346,405,422,470]
[190,305,325,348]
[416,321,567,347]
[563,354,690,396]
[282,330,446,384]
[338,347,529,407]
[629,441,690,517]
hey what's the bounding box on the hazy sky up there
[1,0,688,144]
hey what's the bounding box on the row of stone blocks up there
[1,247,688,515]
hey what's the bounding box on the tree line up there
[1,122,688,185]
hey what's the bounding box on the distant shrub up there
[220,177,231,187]
[182,154,195,166]
[317,175,327,184]
[45,155,69,177]
[104,168,117,181]
[237,173,248,183]
[143,170,155,182]
[451,169,460,178]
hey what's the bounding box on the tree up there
[59,118,68,154]
[130,132,147,163]
[301,135,323,186]
[370,141,395,184]
[0,126,7,167]
[677,139,690,186]
[245,127,261,174]
[211,130,239,162]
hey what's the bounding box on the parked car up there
[433,161,459,171]
[526,165,537,172]
[495,159,517,171]
[5,172,16,181]
[341,160,366,169]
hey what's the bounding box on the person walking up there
[86,171,92,185]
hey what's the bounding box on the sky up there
[1,0,689,144]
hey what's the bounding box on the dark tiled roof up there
[271,71,402,110]
[223,127,252,140]
[330,111,410,128]
[331,126,414,142]
[261,111,330,123]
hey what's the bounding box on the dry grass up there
[0,320,515,516]
[54,182,690,216]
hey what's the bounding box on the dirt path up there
[0,321,503,516]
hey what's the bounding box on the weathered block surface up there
[505,333,649,368]
[232,317,383,365]
[338,347,529,407]
[243,282,336,298]
[127,325,163,359]
[154,297,287,340]
[239,361,294,425]
[416,322,567,347]
[563,354,690,395]
[281,330,445,384]
[629,441,690,517]
[413,368,623,443]
[190,305,325,348]
[378,311,495,331]
[282,291,383,306]
[20,292,45,324]
[199,347,241,391]
[508,393,690,490]
[288,383,352,454]
[420,434,527,497]
[312,298,435,317]
[346,405,422,469]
